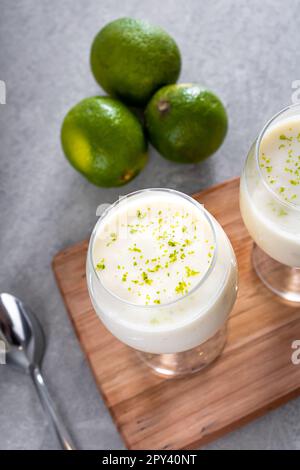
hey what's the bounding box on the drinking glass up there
[87,188,238,377]
[240,104,300,302]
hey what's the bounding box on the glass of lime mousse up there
[240,104,300,302]
[87,188,238,377]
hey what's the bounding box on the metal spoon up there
[0,292,76,450]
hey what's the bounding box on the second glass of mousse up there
[87,188,238,377]
[240,104,300,301]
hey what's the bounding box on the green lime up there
[61,96,148,187]
[145,84,228,163]
[90,17,181,107]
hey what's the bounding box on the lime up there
[90,17,181,107]
[61,96,148,187]
[145,84,228,163]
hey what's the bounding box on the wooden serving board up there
[52,177,300,450]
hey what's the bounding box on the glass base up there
[252,243,300,302]
[136,325,227,378]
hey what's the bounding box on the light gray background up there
[1,0,300,450]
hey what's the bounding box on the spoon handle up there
[30,366,76,450]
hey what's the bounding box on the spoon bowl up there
[0,293,44,370]
[0,292,76,450]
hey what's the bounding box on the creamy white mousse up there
[259,116,300,204]
[87,189,238,354]
[240,116,300,267]
[93,192,215,306]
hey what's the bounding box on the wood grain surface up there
[52,177,300,450]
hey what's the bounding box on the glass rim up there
[255,102,300,211]
[88,187,218,309]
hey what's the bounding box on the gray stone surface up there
[1,0,300,450]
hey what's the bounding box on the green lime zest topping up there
[106,232,117,246]
[147,264,162,273]
[129,246,141,253]
[96,258,105,271]
[142,272,153,285]
[185,266,200,277]
[175,281,188,295]
[279,134,292,141]
[278,208,288,217]
[169,250,178,263]
[137,209,146,219]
